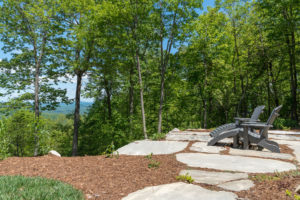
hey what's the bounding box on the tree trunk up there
[72,71,82,156]
[268,62,279,106]
[34,63,40,156]
[136,51,147,139]
[283,7,298,121]
[104,78,112,121]
[129,64,134,136]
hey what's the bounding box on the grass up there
[0,176,84,200]
[250,169,300,182]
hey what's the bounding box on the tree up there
[59,0,97,156]
[155,0,203,133]
[0,0,68,156]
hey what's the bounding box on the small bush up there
[145,153,160,169]
[102,142,119,158]
[0,176,84,200]
[176,173,194,184]
[149,132,166,140]
[273,118,299,129]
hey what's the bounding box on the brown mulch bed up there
[0,155,186,200]
[237,176,300,200]
[0,154,299,200]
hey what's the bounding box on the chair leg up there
[233,135,239,148]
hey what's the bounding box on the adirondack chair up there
[208,105,282,153]
[209,105,265,138]
[240,105,282,153]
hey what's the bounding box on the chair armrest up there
[240,123,273,129]
[234,117,251,122]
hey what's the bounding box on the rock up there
[176,153,297,173]
[269,130,300,135]
[295,185,300,194]
[229,149,294,160]
[122,182,237,200]
[190,142,225,154]
[171,128,180,132]
[217,179,254,191]
[48,150,61,157]
[117,140,188,155]
[166,132,232,143]
[274,140,300,165]
[269,134,300,141]
[179,170,248,185]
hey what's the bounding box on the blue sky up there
[0,0,214,103]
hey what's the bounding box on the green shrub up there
[149,132,166,140]
[176,173,194,183]
[273,118,299,129]
[0,176,84,200]
[102,142,119,158]
[148,160,160,169]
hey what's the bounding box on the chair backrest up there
[250,105,265,121]
[260,105,282,137]
[266,105,283,125]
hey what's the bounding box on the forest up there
[0,0,298,158]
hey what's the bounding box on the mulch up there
[0,129,299,200]
[0,155,186,200]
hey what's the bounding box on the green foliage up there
[0,121,10,160]
[286,189,300,200]
[250,170,300,182]
[145,153,153,160]
[145,153,160,169]
[149,133,166,140]
[148,160,160,169]
[273,118,299,130]
[0,176,84,200]
[176,173,194,184]
[102,142,119,158]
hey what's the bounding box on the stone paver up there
[180,170,248,185]
[190,142,226,154]
[176,153,297,173]
[217,180,254,192]
[269,134,300,141]
[269,130,300,135]
[229,148,294,160]
[274,140,300,164]
[122,182,238,200]
[166,132,232,143]
[117,140,188,155]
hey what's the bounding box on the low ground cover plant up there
[0,176,84,200]
[176,173,194,184]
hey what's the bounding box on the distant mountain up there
[44,102,93,115]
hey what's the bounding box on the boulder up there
[48,150,61,157]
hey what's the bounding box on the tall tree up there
[60,0,96,156]
[0,0,67,156]
[156,0,203,133]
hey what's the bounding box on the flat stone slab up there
[218,180,254,192]
[117,140,188,155]
[229,149,294,160]
[180,170,248,185]
[274,140,300,164]
[176,153,296,173]
[190,142,225,154]
[166,132,232,143]
[122,182,237,200]
[269,134,300,141]
[269,130,300,135]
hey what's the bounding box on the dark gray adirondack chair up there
[240,105,282,153]
[209,105,265,138]
[208,105,282,153]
